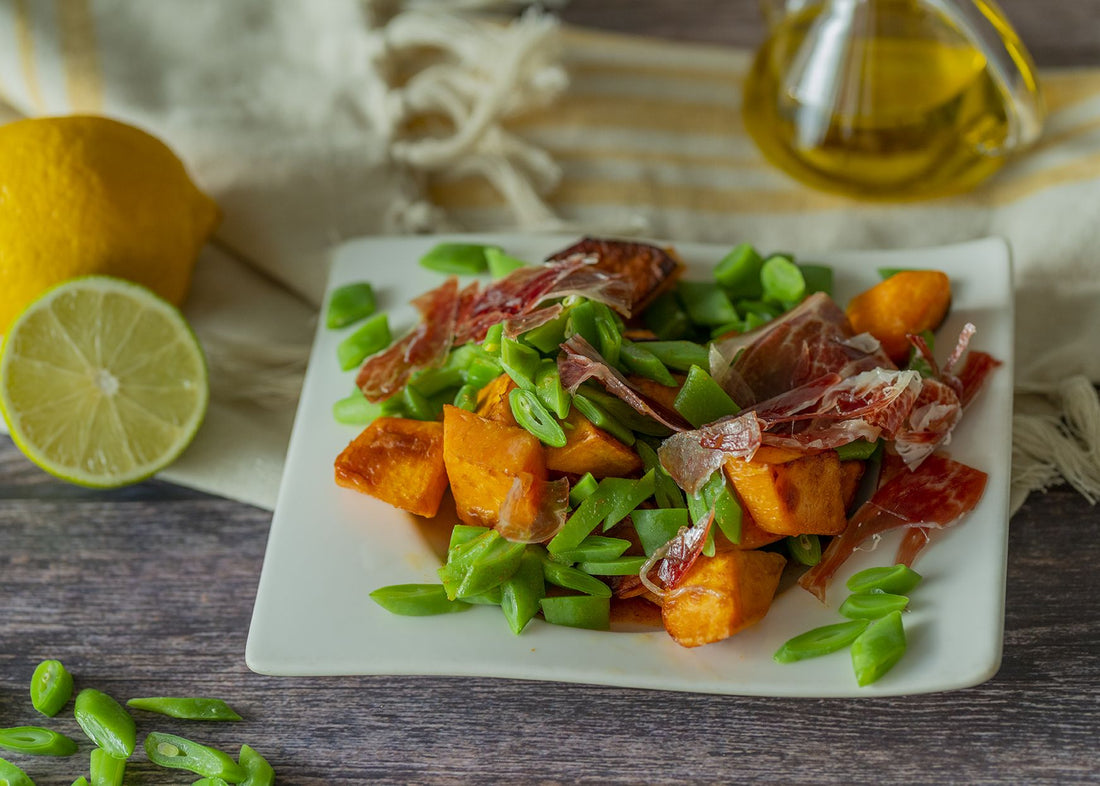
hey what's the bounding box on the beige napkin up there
[1,6,1098,513]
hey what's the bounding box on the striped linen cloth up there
[0,4,1097,511]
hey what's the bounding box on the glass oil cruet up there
[742,0,1045,199]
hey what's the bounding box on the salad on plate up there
[328,237,1000,685]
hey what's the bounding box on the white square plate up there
[246,234,1014,697]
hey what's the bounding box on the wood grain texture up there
[4,2,1100,783]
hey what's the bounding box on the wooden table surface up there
[4,2,1100,784]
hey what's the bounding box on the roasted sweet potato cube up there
[442,404,547,527]
[845,270,951,363]
[334,417,448,517]
[545,410,642,478]
[730,509,785,550]
[475,373,518,426]
[545,238,683,313]
[662,549,786,647]
[724,450,847,536]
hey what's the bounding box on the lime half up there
[0,276,208,487]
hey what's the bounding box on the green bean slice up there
[30,659,73,718]
[369,584,472,616]
[547,485,615,554]
[631,507,689,556]
[438,530,526,600]
[688,470,742,544]
[541,559,613,598]
[501,547,546,635]
[336,313,391,371]
[835,439,880,461]
[839,592,910,620]
[144,732,246,781]
[642,291,693,340]
[191,779,229,786]
[798,263,833,296]
[674,365,740,428]
[539,596,610,630]
[74,689,135,760]
[761,254,806,304]
[619,340,678,387]
[636,439,685,508]
[418,242,497,274]
[851,610,907,686]
[0,756,34,786]
[714,243,764,298]
[677,280,739,327]
[640,340,709,372]
[593,305,623,366]
[846,564,922,595]
[572,394,635,446]
[125,697,242,722]
[520,309,570,354]
[773,619,870,663]
[481,323,504,354]
[238,744,275,786]
[600,470,656,531]
[332,388,383,426]
[90,748,125,786]
[500,336,541,391]
[72,778,89,786]
[568,472,599,507]
[548,535,631,564]
[535,361,571,419]
[786,534,822,566]
[578,556,648,576]
[509,388,567,447]
[326,282,376,329]
[485,247,528,279]
[452,383,479,411]
[0,726,77,756]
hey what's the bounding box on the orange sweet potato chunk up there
[544,410,642,478]
[474,374,518,427]
[724,450,847,536]
[442,404,547,527]
[334,418,448,518]
[731,509,785,550]
[845,270,951,363]
[662,548,787,648]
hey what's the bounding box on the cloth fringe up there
[371,7,568,230]
[1011,375,1100,513]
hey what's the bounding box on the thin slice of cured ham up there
[496,476,570,544]
[797,453,988,602]
[545,237,682,314]
[557,335,689,432]
[712,292,894,403]
[659,368,922,494]
[658,512,714,589]
[357,250,645,401]
[356,277,461,402]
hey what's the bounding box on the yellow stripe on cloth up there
[57,0,102,112]
[1042,71,1100,115]
[14,0,46,112]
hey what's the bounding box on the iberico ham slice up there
[797,453,988,602]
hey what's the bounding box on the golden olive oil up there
[743,0,1040,199]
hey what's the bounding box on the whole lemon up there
[0,115,219,332]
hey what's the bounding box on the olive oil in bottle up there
[743,0,1043,199]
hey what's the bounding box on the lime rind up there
[0,275,208,488]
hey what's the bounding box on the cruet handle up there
[925,0,1045,153]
